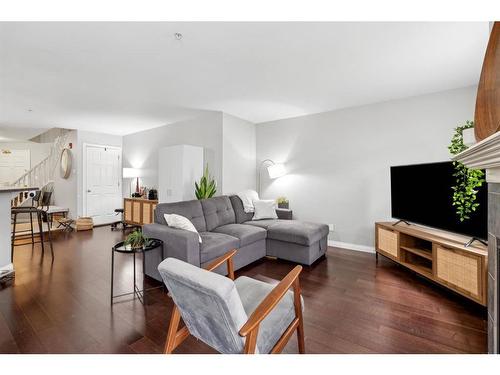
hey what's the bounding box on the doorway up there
[83,144,122,225]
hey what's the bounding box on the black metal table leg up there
[44,212,54,259]
[37,211,45,255]
[133,252,136,300]
[29,211,34,246]
[142,252,146,305]
[11,212,17,262]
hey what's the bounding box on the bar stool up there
[11,206,54,261]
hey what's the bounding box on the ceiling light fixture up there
[174,32,183,40]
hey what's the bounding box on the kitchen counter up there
[0,187,38,280]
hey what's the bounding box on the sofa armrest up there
[276,208,293,220]
[143,223,201,267]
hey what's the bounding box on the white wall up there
[122,112,223,198]
[222,113,257,194]
[52,130,78,218]
[0,141,51,167]
[256,86,478,248]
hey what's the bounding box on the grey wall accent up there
[256,86,477,247]
[222,113,257,194]
[122,112,223,197]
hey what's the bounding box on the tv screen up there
[391,161,487,239]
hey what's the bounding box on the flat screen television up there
[391,161,487,240]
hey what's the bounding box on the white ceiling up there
[0,22,490,136]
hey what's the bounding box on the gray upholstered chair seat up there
[265,220,329,246]
[200,232,239,263]
[213,224,267,247]
[235,276,301,354]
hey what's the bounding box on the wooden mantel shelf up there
[452,130,500,170]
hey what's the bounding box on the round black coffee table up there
[111,238,164,305]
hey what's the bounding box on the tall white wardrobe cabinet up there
[158,145,204,203]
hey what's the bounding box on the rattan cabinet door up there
[436,245,482,301]
[377,227,399,259]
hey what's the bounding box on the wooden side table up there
[276,208,293,220]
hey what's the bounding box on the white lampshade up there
[123,167,143,178]
[267,163,286,179]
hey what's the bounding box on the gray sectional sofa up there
[143,195,329,281]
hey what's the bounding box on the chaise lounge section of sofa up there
[143,195,328,281]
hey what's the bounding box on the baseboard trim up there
[328,240,375,253]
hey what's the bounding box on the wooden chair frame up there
[163,249,305,354]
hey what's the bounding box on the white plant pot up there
[463,128,476,147]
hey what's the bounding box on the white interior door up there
[0,149,30,186]
[84,145,121,224]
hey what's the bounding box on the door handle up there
[87,189,91,193]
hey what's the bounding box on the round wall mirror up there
[60,148,72,179]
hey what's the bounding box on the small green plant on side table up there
[124,230,151,249]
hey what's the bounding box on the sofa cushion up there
[213,224,267,247]
[243,219,287,230]
[199,232,240,263]
[155,199,207,232]
[201,196,236,231]
[229,195,254,224]
[265,220,329,246]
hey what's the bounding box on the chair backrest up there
[40,191,52,208]
[158,257,248,354]
[31,191,41,207]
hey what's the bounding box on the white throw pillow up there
[252,199,278,220]
[237,189,259,213]
[164,214,202,243]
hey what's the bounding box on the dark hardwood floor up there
[0,226,487,354]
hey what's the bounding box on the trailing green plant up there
[195,164,217,199]
[448,121,485,222]
[124,230,151,249]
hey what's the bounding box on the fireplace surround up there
[454,132,500,354]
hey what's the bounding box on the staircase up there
[10,133,69,207]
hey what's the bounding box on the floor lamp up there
[258,159,286,196]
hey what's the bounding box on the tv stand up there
[392,219,411,226]
[464,237,488,248]
[375,221,488,305]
